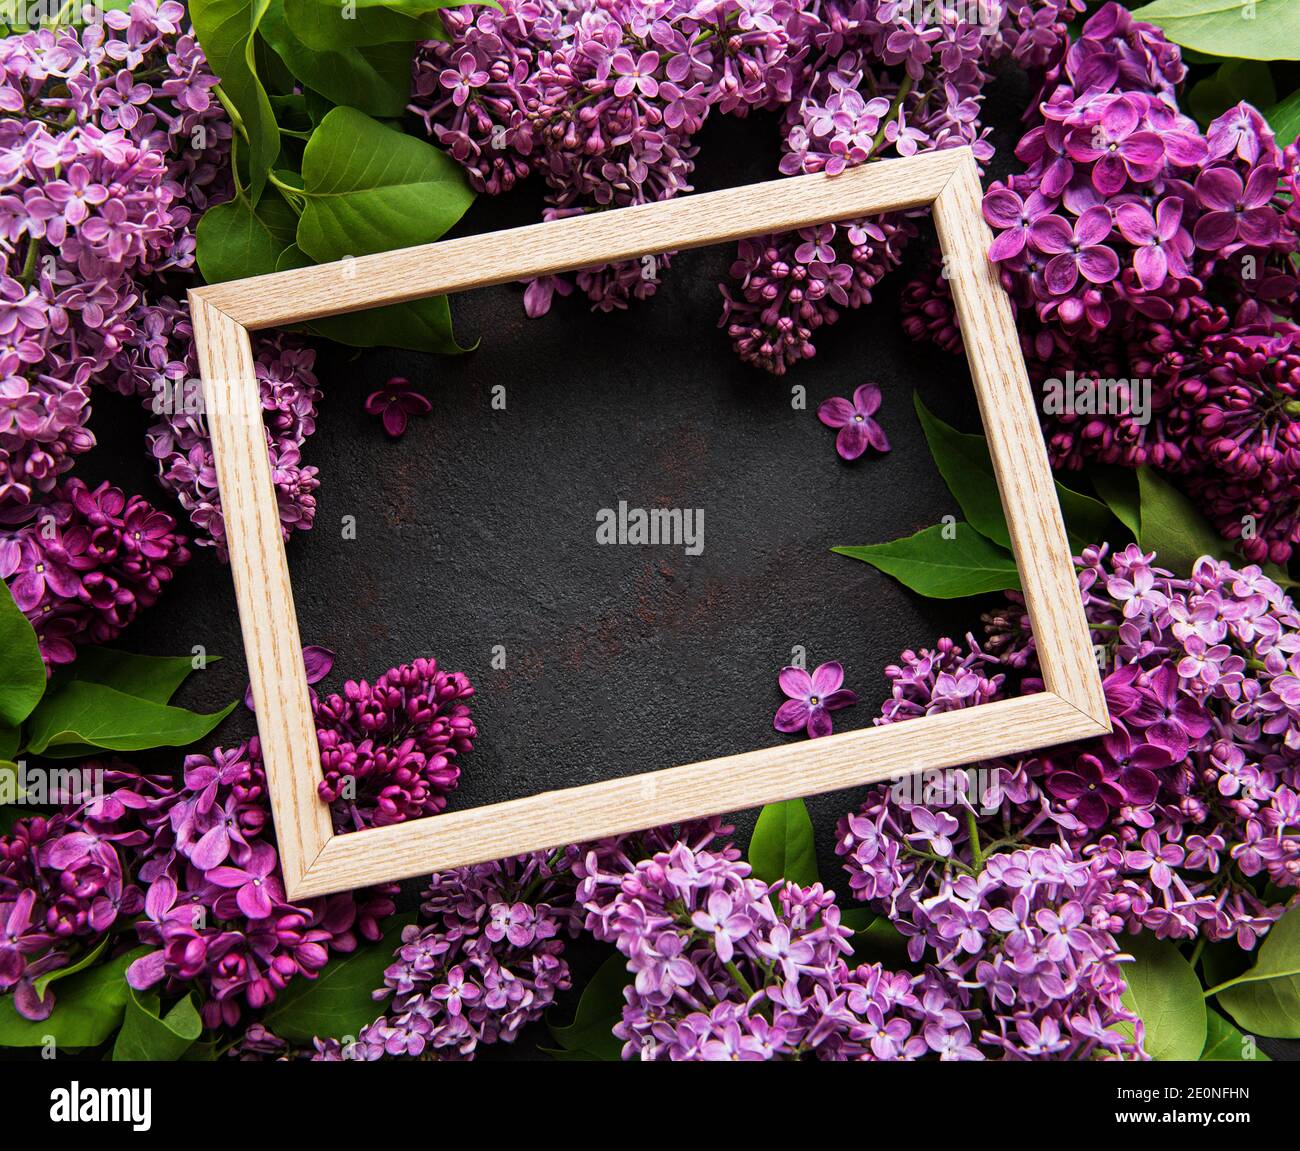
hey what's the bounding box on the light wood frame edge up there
[190,148,1110,901]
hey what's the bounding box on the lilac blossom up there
[0,476,190,667]
[365,377,432,439]
[774,661,858,738]
[818,384,890,460]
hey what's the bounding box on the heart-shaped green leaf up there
[1131,0,1300,61]
[913,395,1123,554]
[0,947,148,1048]
[293,106,474,354]
[546,952,627,1061]
[112,988,203,1061]
[197,187,300,284]
[284,0,452,49]
[190,0,280,200]
[1213,905,1300,1038]
[1201,1010,1270,1060]
[60,648,215,706]
[264,0,418,117]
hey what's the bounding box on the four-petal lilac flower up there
[818,384,890,461]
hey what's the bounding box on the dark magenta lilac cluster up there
[0,657,474,1027]
[0,476,189,665]
[905,4,1300,565]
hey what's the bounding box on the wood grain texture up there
[304,693,1101,895]
[932,154,1110,727]
[189,295,333,894]
[190,147,1110,899]
[193,149,966,329]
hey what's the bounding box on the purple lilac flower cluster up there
[317,852,577,1060]
[119,738,397,1029]
[904,4,1300,564]
[105,294,322,559]
[0,4,321,566]
[718,0,1082,374]
[412,0,802,315]
[0,767,168,1020]
[315,658,477,832]
[0,476,190,666]
[842,544,1300,972]
[0,2,228,511]
[575,830,996,1059]
[1,654,476,1028]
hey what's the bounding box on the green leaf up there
[263,0,417,117]
[747,798,820,889]
[913,396,1123,553]
[284,0,452,49]
[546,952,627,1061]
[1115,933,1207,1060]
[0,580,45,727]
[31,937,107,1005]
[190,0,280,201]
[263,912,415,1042]
[1188,60,1276,129]
[0,727,17,761]
[1201,1010,1271,1060]
[112,989,202,1061]
[0,947,147,1047]
[913,393,1011,548]
[846,915,914,970]
[1267,88,1300,148]
[1214,905,1300,1038]
[833,523,1021,599]
[1131,0,1300,61]
[1090,465,1142,541]
[23,682,235,757]
[1055,480,1125,552]
[62,648,213,705]
[196,187,300,284]
[294,106,474,354]
[1135,465,1230,575]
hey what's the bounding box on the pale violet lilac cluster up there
[903,4,1300,565]
[319,852,578,1060]
[574,830,993,1060]
[0,475,190,666]
[105,293,322,559]
[0,2,229,511]
[718,0,1082,373]
[842,545,1300,967]
[412,0,802,315]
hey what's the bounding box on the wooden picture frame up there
[190,146,1110,900]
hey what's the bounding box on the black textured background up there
[85,105,1004,870]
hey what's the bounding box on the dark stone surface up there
[84,107,994,874]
